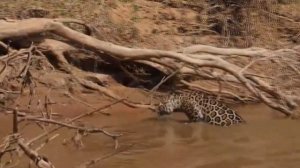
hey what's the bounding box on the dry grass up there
[0,0,299,49]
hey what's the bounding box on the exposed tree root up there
[0,18,299,116]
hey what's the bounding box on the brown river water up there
[1,103,300,168]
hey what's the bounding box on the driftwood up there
[0,18,299,116]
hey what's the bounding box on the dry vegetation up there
[0,0,300,167]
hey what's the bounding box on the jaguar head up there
[157,102,173,116]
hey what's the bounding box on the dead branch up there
[74,76,154,109]
[0,101,123,167]
[63,92,111,116]
[0,41,9,53]
[18,116,121,138]
[177,44,268,56]
[18,139,55,168]
[180,80,257,103]
[0,18,299,116]
[27,100,123,146]
[0,108,56,168]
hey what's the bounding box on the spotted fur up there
[157,92,245,126]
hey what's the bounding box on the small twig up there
[0,41,8,48]
[0,41,10,53]
[245,73,274,79]
[0,106,61,117]
[20,70,36,96]
[13,109,18,134]
[77,144,135,168]
[34,134,59,152]
[63,92,111,116]
[34,49,55,71]
[0,88,20,94]
[45,96,51,119]
[18,45,34,78]
[239,55,280,74]
[148,66,182,106]
[44,89,55,120]
[37,99,46,118]
[2,48,28,61]
[2,110,27,117]
[150,65,183,93]
[0,59,8,78]
[63,131,85,149]
[149,65,183,105]
[180,80,257,103]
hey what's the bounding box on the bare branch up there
[18,117,121,138]
[27,100,123,146]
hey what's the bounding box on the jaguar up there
[157,91,245,126]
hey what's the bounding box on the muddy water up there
[1,103,300,168]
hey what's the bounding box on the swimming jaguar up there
[157,91,245,126]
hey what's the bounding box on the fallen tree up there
[0,18,299,116]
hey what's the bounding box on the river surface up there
[1,103,300,168]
